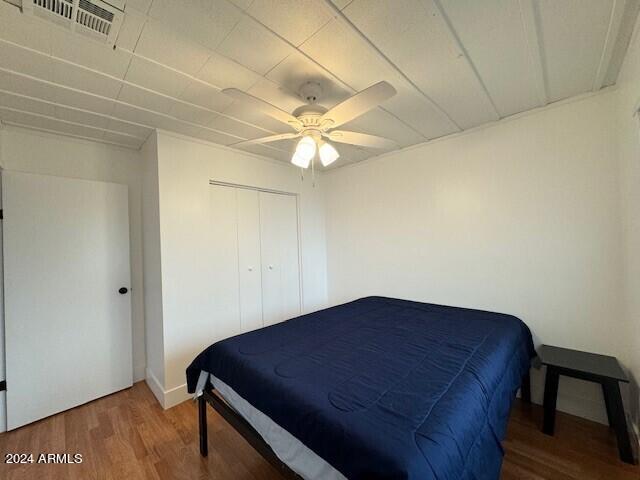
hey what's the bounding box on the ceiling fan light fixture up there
[291,151,312,169]
[295,135,316,160]
[226,81,398,168]
[319,141,340,167]
[291,135,316,168]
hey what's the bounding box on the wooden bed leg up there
[522,371,531,404]
[199,394,208,457]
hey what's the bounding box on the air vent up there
[23,0,125,44]
[33,0,74,19]
[77,0,114,35]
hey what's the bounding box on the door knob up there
[248,266,253,271]
[268,265,274,270]
[118,287,129,294]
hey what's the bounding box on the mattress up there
[195,371,346,479]
[187,296,535,480]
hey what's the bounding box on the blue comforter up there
[187,296,535,479]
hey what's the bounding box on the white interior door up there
[3,171,132,430]
[259,192,301,326]
[209,184,241,340]
[236,189,263,333]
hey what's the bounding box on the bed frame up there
[198,384,302,479]
[197,372,531,478]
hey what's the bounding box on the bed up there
[186,296,535,480]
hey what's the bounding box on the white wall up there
[324,91,626,424]
[615,16,640,435]
[140,131,165,400]
[0,126,146,393]
[145,130,328,407]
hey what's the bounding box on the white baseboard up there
[145,368,165,407]
[144,369,190,409]
[163,383,191,408]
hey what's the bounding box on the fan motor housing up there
[292,104,328,129]
[298,81,323,103]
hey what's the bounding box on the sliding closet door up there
[3,171,132,430]
[259,192,301,326]
[236,189,263,332]
[209,185,241,340]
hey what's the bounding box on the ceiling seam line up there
[141,128,154,148]
[237,7,431,141]
[261,52,295,79]
[118,50,278,131]
[0,105,144,139]
[0,67,247,140]
[518,0,548,106]
[127,6,245,105]
[8,4,436,149]
[257,16,344,93]
[263,13,432,139]
[320,0,461,132]
[14,11,429,150]
[210,2,246,52]
[157,129,303,167]
[231,9,334,86]
[0,38,281,137]
[293,17,334,49]
[430,0,502,119]
[592,0,625,91]
[134,9,263,80]
[3,121,139,150]
[114,54,290,134]
[0,67,290,146]
[115,15,150,102]
[326,85,617,172]
[0,88,153,133]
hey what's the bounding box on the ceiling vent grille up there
[24,0,125,44]
[77,0,114,35]
[33,0,74,19]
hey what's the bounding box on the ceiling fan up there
[223,81,398,168]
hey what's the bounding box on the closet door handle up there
[248,266,253,272]
[268,265,274,270]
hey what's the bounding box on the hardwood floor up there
[0,382,637,479]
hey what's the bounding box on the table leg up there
[543,367,559,435]
[199,394,208,457]
[602,379,634,464]
[601,383,613,427]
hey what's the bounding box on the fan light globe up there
[291,151,311,169]
[319,142,339,167]
[295,136,316,161]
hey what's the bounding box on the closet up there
[209,182,301,339]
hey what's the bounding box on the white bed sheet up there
[195,370,346,480]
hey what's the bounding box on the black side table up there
[539,344,635,464]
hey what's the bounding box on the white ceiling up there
[0,0,638,168]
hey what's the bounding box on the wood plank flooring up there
[0,381,637,479]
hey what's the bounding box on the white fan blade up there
[327,130,396,149]
[320,81,396,129]
[232,133,300,147]
[223,88,303,130]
